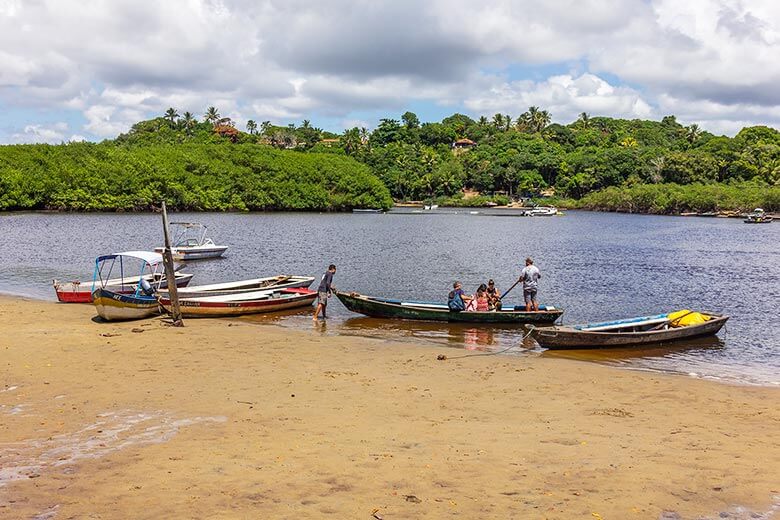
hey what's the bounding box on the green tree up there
[246,120,257,135]
[401,111,420,129]
[181,112,197,136]
[204,107,220,126]
[164,107,179,128]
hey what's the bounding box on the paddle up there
[500,279,521,300]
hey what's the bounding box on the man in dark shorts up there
[518,257,541,311]
[313,264,336,321]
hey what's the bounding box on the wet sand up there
[0,296,778,519]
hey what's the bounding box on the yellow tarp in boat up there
[668,309,710,327]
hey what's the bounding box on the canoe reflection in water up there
[463,328,496,351]
[540,335,726,363]
[339,317,515,350]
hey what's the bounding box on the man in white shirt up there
[518,257,541,311]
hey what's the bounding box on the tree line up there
[1,105,778,213]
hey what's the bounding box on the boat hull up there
[92,288,161,321]
[55,273,193,303]
[530,314,728,349]
[154,246,228,260]
[160,288,317,317]
[159,275,314,298]
[335,291,562,324]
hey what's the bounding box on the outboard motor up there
[140,278,156,296]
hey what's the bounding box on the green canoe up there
[334,291,563,324]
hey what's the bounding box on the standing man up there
[519,257,541,311]
[313,264,336,321]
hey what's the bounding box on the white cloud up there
[0,0,778,142]
[10,122,69,144]
[464,73,653,123]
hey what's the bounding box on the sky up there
[1,0,779,144]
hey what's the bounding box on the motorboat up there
[154,222,228,260]
[92,251,173,321]
[54,263,192,303]
[526,206,558,216]
[744,208,773,224]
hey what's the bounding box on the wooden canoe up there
[335,291,563,324]
[529,312,729,349]
[158,287,317,317]
[158,275,314,298]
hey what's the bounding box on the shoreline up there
[1,295,778,518]
[2,206,778,219]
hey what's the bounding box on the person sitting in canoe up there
[447,281,472,312]
[474,284,490,312]
[486,279,502,310]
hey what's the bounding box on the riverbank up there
[1,296,778,519]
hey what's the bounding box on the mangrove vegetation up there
[0,106,778,213]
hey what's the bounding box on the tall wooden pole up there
[161,201,183,326]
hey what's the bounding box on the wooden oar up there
[500,279,521,300]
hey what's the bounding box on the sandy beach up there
[0,296,777,519]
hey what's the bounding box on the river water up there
[0,209,777,387]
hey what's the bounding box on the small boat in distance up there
[423,204,439,210]
[525,206,558,216]
[528,310,728,349]
[159,287,317,317]
[154,222,228,260]
[92,251,171,321]
[335,291,563,324]
[744,208,773,224]
[352,208,384,213]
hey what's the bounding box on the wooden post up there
[161,201,183,326]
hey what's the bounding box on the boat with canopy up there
[91,251,170,321]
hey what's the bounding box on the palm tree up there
[204,106,220,126]
[492,113,504,129]
[504,114,512,131]
[246,120,257,135]
[340,128,361,156]
[577,112,591,129]
[478,115,489,127]
[260,121,272,136]
[181,111,197,135]
[164,107,179,127]
[359,127,370,147]
[686,124,702,144]
[301,119,311,129]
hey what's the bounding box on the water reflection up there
[540,335,726,362]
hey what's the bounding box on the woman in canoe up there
[474,284,490,312]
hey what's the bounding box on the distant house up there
[452,138,476,150]
[320,138,340,147]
